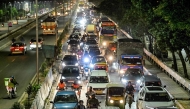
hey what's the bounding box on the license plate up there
[68,81,74,83]
[15,49,19,51]
[95,90,103,94]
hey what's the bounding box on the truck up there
[116,38,144,87]
[99,20,117,48]
[41,16,58,35]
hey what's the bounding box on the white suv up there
[136,86,176,109]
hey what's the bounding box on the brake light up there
[20,47,24,49]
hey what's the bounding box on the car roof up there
[91,70,107,76]
[142,75,161,82]
[143,86,167,93]
[106,83,125,88]
[55,91,76,95]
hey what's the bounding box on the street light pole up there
[54,0,58,46]
[35,0,39,84]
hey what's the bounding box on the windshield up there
[92,57,105,63]
[86,40,97,44]
[145,93,171,101]
[121,58,142,65]
[62,67,79,77]
[54,95,78,103]
[145,82,161,86]
[68,40,79,44]
[89,76,108,83]
[89,49,100,56]
[101,29,115,34]
[94,65,106,70]
[109,87,124,96]
[125,69,142,77]
[63,56,77,61]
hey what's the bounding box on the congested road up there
[0,13,71,109]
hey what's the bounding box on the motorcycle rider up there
[8,78,17,95]
[86,86,95,98]
[88,94,99,108]
[125,81,135,102]
[77,100,85,109]
[57,79,66,90]
[72,81,80,89]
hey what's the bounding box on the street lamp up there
[9,2,12,20]
[35,0,39,84]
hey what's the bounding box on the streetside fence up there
[119,28,190,93]
[30,67,54,109]
[144,48,190,92]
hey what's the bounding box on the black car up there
[88,48,101,57]
[67,39,80,51]
[61,65,81,86]
[61,55,78,67]
[68,35,80,41]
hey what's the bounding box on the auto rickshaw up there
[93,62,108,72]
[105,83,126,109]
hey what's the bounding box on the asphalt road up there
[0,14,70,109]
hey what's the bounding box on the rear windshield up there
[145,93,171,101]
[31,38,42,42]
[89,76,108,83]
[62,67,79,77]
[108,87,124,96]
[68,40,79,44]
[12,43,24,46]
[86,40,97,44]
[63,56,77,61]
[54,94,78,103]
[145,81,161,86]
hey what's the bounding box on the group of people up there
[56,78,135,109]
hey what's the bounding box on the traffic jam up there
[50,2,178,109]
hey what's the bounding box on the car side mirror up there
[163,85,166,88]
[139,98,143,100]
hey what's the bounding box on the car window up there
[89,49,100,55]
[68,40,79,44]
[108,87,124,96]
[86,40,97,44]
[31,38,42,42]
[125,69,142,77]
[145,93,171,101]
[12,43,24,46]
[92,57,105,63]
[62,67,79,77]
[89,76,108,83]
[145,81,161,86]
[54,94,78,103]
[63,56,77,61]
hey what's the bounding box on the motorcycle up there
[7,86,17,99]
[126,91,133,108]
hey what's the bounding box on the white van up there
[88,70,109,95]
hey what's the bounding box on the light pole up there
[35,0,39,84]
[9,2,12,21]
[54,0,58,46]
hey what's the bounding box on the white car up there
[88,70,109,95]
[29,37,43,49]
[136,86,176,109]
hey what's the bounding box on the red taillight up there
[20,47,24,49]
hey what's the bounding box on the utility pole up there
[35,0,39,85]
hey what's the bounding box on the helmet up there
[60,79,63,83]
[11,76,14,79]
[79,100,84,103]
[89,86,92,90]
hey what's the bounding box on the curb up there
[176,100,185,109]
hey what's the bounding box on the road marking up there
[11,59,15,62]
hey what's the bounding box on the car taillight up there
[20,47,24,49]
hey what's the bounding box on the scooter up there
[7,86,17,99]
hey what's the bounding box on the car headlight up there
[75,63,79,66]
[84,57,89,63]
[61,76,66,79]
[90,64,94,68]
[78,80,81,84]
[110,100,114,103]
[76,76,80,79]
[109,56,113,60]
[103,42,106,46]
[121,78,127,83]
[120,100,124,103]
[62,62,66,66]
[81,66,83,69]
[120,70,125,74]
[137,80,140,83]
